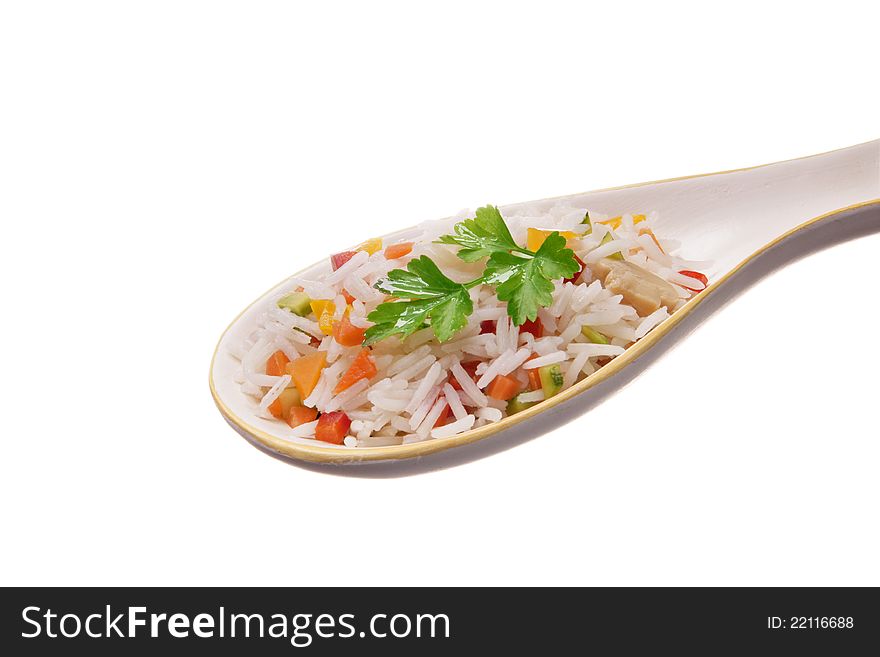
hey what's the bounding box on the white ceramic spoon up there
[210,141,880,465]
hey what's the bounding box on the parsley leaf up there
[364,256,473,344]
[435,205,522,262]
[483,231,580,325]
[363,207,581,345]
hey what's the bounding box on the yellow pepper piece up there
[357,238,383,255]
[318,308,336,335]
[309,300,337,335]
[599,214,646,231]
[310,299,334,319]
[526,228,580,252]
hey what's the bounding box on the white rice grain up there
[584,239,634,262]
[345,274,383,302]
[498,347,532,375]
[408,385,441,431]
[287,420,319,439]
[368,393,410,413]
[324,378,370,412]
[417,397,449,438]
[443,384,468,420]
[567,343,626,357]
[475,407,503,422]
[523,351,567,369]
[405,361,442,414]
[563,350,592,389]
[517,390,545,403]
[477,349,514,389]
[431,414,476,439]
[667,270,707,290]
[302,374,328,408]
[549,282,575,316]
[532,336,564,356]
[289,277,336,301]
[325,250,369,285]
[451,360,488,407]
[258,374,291,417]
[392,354,437,382]
[387,345,432,376]
[580,310,629,326]
[247,372,284,387]
[634,308,669,339]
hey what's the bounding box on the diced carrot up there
[341,289,356,305]
[527,369,542,391]
[357,238,383,255]
[315,411,351,444]
[286,405,318,429]
[599,213,646,231]
[331,251,357,271]
[287,352,327,399]
[678,270,709,293]
[265,350,290,376]
[384,242,414,259]
[333,314,367,347]
[486,374,521,401]
[333,349,377,394]
[563,254,586,284]
[520,317,544,338]
[433,403,451,428]
[525,354,542,391]
[527,228,579,252]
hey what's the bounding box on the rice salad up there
[229,203,709,447]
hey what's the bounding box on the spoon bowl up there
[210,141,880,465]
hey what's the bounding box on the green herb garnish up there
[483,231,579,325]
[364,205,580,344]
[364,256,474,345]
[436,205,525,262]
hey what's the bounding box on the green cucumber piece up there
[275,387,302,419]
[581,325,610,344]
[277,291,312,316]
[539,364,564,399]
[600,232,624,261]
[507,394,537,416]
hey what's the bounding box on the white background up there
[1,1,878,586]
